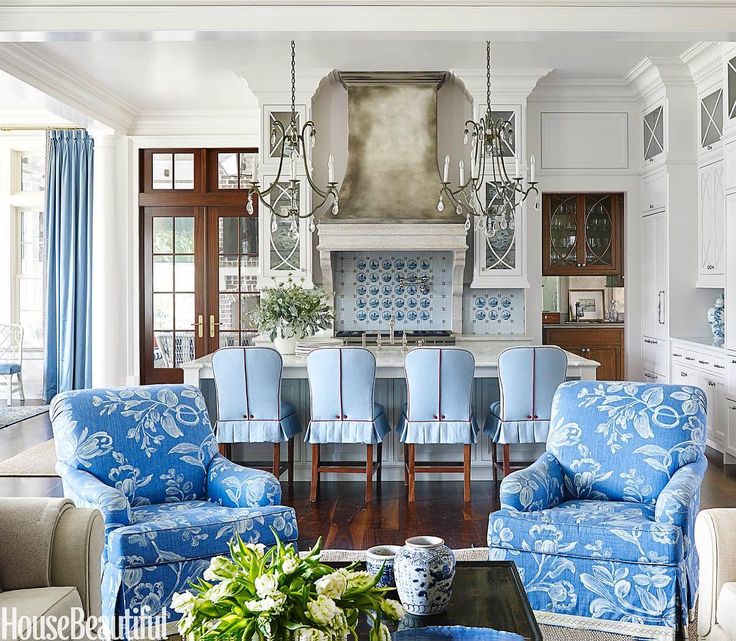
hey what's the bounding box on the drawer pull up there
[714,364,725,370]
[680,372,688,377]
[698,360,710,365]
[685,357,696,362]
[673,352,683,357]
[708,381,716,387]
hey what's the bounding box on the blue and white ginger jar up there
[394,536,456,616]
[708,293,725,347]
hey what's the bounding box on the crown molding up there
[451,67,552,99]
[625,55,694,102]
[681,41,724,85]
[0,43,136,133]
[129,109,260,137]
[529,76,637,102]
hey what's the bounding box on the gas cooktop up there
[335,330,454,345]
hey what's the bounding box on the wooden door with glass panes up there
[139,148,259,384]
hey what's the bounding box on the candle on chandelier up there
[290,151,297,181]
[328,154,335,183]
[530,155,536,182]
[515,155,520,179]
[471,155,478,180]
[443,155,450,183]
[459,160,465,185]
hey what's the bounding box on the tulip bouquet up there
[172,534,405,641]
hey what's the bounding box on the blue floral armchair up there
[488,381,707,640]
[50,385,298,637]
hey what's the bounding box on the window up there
[216,152,258,189]
[151,152,195,190]
[17,209,44,348]
[20,152,45,192]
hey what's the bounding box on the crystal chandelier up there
[246,41,339,236]
[438,41,538,239]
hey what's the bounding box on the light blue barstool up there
[484,345,567,481]
[212,347,301,486]
[306,347,391,503]
[398,348,478,503]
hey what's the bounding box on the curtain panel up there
[43,130,94,402]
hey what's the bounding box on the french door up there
[139,148,259,384]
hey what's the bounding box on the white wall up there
[526,84,643,377]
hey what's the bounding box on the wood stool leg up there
[403,444,409,486]
[365,444,374,503]
[272,442,281,479]
[503,444,511,478]
[408,444,416,502]
[287,439,295,488]
[310,444,320,503]
[376,441,383,484]
[219,443,232,459]
[491,441,498,483]
[464,444,472,503]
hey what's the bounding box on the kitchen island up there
[182,341,599,481]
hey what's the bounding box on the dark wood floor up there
[2,406,736,550]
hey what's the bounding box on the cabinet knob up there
[708,380,716,387]
[649,204,654,209]
[680,372,688,377]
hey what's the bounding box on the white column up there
[91,134,128,387]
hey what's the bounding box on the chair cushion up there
[489,499,684,565]
[0,587,82,637]
[718,582,736,637]
[484,401,551,444]
[108,500,298,568]
[0,363,21,375]
[216,400,302,443]
[398,403,479,445]
[305,402,391,444]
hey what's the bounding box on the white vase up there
[273,334,297,355]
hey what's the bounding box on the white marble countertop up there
[182,340,600,383]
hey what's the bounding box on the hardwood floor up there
[2,408,736,550]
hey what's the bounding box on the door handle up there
[209,314,221,338]
[657,290,665,325]
[191,314,204,339]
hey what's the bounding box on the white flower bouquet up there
[173,534,405,641]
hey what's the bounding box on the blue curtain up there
[44,130,94,402]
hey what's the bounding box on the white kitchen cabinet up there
[704,374,727,447]
[725,193,736,351]
[699,87,724,160]
[643,104,665,168]
[641,170,666,214]
[641,369,667,384]
[471,182,529,288]
[641,211,667,340]
[643,337,668,379]
[725,142,736,193]
[697,160,725,287]
[727,401,736,456]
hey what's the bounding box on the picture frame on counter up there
[568,289,605,322]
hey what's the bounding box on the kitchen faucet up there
[388,318,395,345]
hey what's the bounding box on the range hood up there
[335,71,453,222]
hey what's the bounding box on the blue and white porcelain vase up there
[366,544,401,588]
[708,293,725,347]
[394,536,456,616]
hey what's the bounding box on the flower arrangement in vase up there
[252,277,334,355]
[172,534,404,641]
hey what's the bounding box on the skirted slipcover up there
[484,346,567,444]
[488,381,707,640]
[50,384,298,639]
[398,347,479,445]
[305,348,391,444]
[212,347,301,443]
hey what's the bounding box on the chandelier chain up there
[486,41,491,116]
[290,40,297,132]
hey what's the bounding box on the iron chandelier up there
[438,41,538,239]
[245,41,339,235]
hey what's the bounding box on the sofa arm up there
[696,509,736,639]
[206,454,282,508]
[500,452,566,512]
[58,462,131,533]
[51,505,105,620]
[656,458,707,529]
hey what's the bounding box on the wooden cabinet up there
[543,193,624,276]
[543,326,624,381]
[697,160,725,287]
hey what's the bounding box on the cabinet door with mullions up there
[701,88,724,150]
[643,105,665,162]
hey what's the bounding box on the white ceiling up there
[21,37,694,113]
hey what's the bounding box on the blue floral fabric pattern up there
[50,384,299,639]
[488,382,707,639]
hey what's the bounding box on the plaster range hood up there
[316,71,469,332]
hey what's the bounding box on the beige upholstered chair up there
[696,508,736,641]
[0,497,104,641]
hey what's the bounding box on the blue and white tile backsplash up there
[334,251,451,331]
[463,289,525,335]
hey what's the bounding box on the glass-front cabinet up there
[643,105,665,164]
[542,193,623,276]
[471,181,529,288]
[701,88,724,151]
[728,55,736,121]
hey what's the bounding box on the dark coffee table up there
[334,560,541,641]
